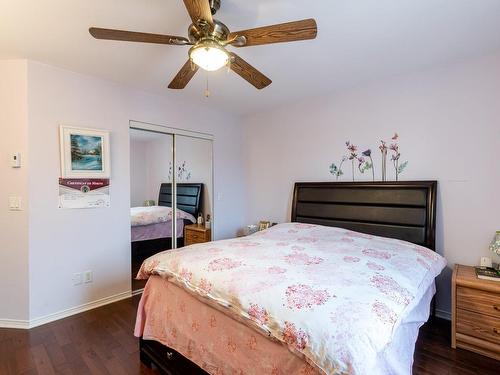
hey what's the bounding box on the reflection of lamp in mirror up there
[489,230,500,270]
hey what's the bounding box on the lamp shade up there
[489,230,500,256]
[190,43,229,72]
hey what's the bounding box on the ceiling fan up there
[89,0,317,90]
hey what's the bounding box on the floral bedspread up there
[137,223,446,374]
[131,206,195,227]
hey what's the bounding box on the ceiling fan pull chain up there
[204,71,210,98]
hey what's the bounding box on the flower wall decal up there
[359,149,375,181]
[168,161,173,181]
[379,140,388,181]
[329,156,346,180]
[329,133,407,182]
[168,161,192,182]
[387,133,408,181]
[346,141,359,182]
[330,142,374,181]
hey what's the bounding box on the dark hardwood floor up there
[0,295,498,374]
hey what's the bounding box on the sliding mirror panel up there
[130,128,173,291]
[175,135,213,248]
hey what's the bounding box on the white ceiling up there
[1,0,500,115]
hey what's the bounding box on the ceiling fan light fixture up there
[189,41,229,71]
[90,0,317,90]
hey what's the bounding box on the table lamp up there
[489,230,500,270]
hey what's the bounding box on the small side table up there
[451,264,500,360]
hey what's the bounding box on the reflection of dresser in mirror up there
[184,224,211,246]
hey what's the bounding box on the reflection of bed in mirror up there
[131,183,202,290]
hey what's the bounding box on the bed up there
[135,181,445,374]
[131,183,202,243]
[131,183,202,290]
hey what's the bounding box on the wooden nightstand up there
[452,264,500,360]
[184,224,211,246]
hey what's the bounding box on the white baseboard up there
[0,318,30,329]
[131,288,144,296]
[0,290,132,329]
[29,290,132,329]
[435,308,451,321]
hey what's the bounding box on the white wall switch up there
[84,270,93,283]
[72,272,83,285]
[8,196,22,210]
[11,153,21,168]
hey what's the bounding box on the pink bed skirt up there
[134,276,320,375]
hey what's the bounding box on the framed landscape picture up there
[60,126,110,178]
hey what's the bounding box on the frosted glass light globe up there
[190,44,229,71]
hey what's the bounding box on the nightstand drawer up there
[184,224,211,246]
[186,231,206,243]
[457,287,500,318]
[456,308,500,345]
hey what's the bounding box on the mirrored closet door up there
[130,128,174,291]
[129,123,213,292]
[175,135,213,248]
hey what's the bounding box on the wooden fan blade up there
[183,0,213,26]
[228,18,317,47]
[168,60,199,89]
[229,53,271,90]
[89,27,190,45]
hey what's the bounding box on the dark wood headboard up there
[158,183,203,217]
[291,181,437,250]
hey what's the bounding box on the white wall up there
[23,61,245,321]
[175,135,213,218]
[145,136,173,203]
[130,139,149,207]
[0,60,30,323]
[242,52,500,317]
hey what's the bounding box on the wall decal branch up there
[330,133,407,182]
[388,133,408,181]
[379,140,388,181]
[329,156,347,180]
[346,141,358,181]
[360,149,375,181]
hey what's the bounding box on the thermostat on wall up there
[11,153,21,168]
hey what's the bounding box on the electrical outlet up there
[8,196,22,211]
[72,273,82,286]
[84,270,92,283]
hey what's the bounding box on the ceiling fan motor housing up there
[188,19,229,43]
[209,0,221,15]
